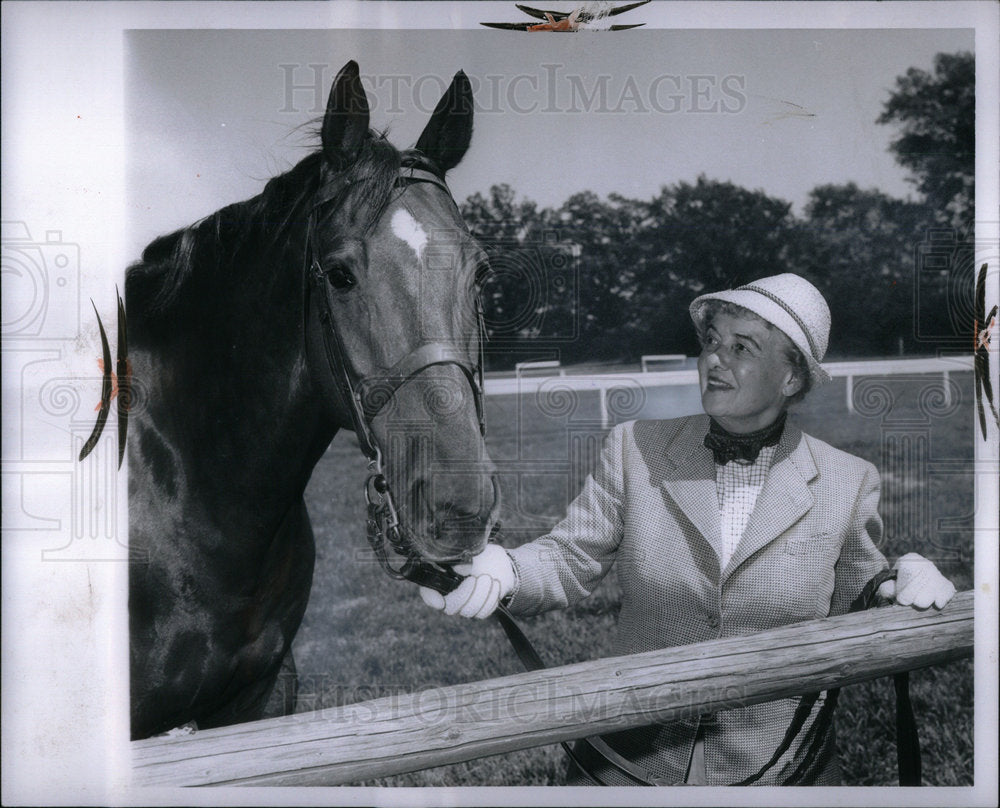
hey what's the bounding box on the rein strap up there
[488,566,922,787]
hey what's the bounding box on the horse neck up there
[131,222,335,523]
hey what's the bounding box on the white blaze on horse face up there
[391,209,428,261]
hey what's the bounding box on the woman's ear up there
[782,368,804,399]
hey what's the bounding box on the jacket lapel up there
[722,423,817,581]
[660,416,723,564]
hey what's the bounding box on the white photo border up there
[2,2,997,806]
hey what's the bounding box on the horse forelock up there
[337,136,403,231]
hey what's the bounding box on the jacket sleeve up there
[504,422,628,617]
[829,461,889,616]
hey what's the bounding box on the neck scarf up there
[703,413,786,465]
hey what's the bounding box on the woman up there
[419,273,955,785]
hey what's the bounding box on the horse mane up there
[126,132,442,325]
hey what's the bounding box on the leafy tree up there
[545,190,653,363]
[795,183,935,356]
[637,176,800,355]
[463,178,808,364]
[877,51,974,231]
[461,185,574,367]
[463,185,657,366]
[649,175,797,291]
[457,53,976,366]
[876,51,976,350]
[461,183,541,243]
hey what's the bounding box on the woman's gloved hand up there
[419,543,516,619]
[878,552,956,609]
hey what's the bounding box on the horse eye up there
[325,264,357,290]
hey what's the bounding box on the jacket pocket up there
[784,532,839,556]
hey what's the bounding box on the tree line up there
[461,52,974,370]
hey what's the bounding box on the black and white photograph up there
[2,2,998,805]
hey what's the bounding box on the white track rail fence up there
[486,356,975,428]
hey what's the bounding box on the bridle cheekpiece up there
[304,163,486,594]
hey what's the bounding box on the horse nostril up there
[489,473,501,508]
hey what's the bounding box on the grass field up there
[292,370,975,787]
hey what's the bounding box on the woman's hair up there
[697,299,813,405]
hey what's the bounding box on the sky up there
[126,26,974,257]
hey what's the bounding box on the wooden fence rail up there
[132,590,974,787]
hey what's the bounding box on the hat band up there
[740,282,821,362]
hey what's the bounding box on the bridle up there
[304,162,485,594]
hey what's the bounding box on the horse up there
[125,61,500,740]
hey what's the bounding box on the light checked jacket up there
[505,414,888,786]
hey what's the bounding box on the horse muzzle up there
[401,470,501,564]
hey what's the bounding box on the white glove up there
[878,552,956,610]
[419,543,516,619]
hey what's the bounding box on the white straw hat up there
[689,273,832,383]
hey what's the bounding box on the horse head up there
[306,61,500,565]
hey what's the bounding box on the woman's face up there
[697,310,801,433]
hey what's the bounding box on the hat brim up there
[690,289,831,384]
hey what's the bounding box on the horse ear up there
[322,61,370,169]
[414,70,474,173]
